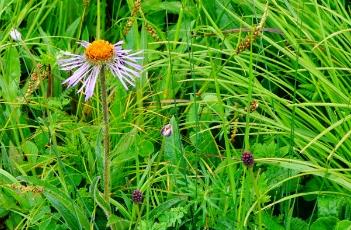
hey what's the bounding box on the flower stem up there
[100,66,110,202]
[96,0,101,39]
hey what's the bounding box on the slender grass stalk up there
[100,67,110,202]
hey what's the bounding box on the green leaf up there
[318,196,338,217]
[19,176,90,230]
[22,141,38,163]
[0,169,18,184]
[149,198,184,219]
[310,217,338,230]
[107,215,129,230]
[90,176,111,216]
[335,220,351,230]
[202,93,222,118]
[111,128,138,158]
[155,207,187,229]
[164,116,185,170]
[137,137,154,157]
[262,212,284,230]
[1,46,20,101]
[65,18,80,38]
[109,197,131,220]
[143,0,181,14]
[189,130,218,154]
[289,217,308,230]
[303,177,321,201]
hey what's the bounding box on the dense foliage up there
[1,0,351,229]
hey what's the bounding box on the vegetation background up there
[1,0,351,229]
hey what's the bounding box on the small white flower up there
[9,28,22,42]
[57,39,143,101]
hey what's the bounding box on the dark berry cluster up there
[241,151,254,167]
[132,189,143,204]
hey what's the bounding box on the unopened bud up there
[242,151,254,167]
[9,28,22,42]
[132,189,143,204]
[161,124,172,137]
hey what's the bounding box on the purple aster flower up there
[57,39,143,101]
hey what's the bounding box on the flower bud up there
[9,28,22,42]
[242,151,254,167]
[161,124,172,137]
[132,189,143,204]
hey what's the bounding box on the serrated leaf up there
[310,216,338,230]
[290,217,308,230]
[149,198,184,219]
[262,212,284,230]
[318,196,338,217]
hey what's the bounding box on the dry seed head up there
[25,64,48,99]
[236,3,269,55]
[82,0,90,7]
[123,18,136,35]
[123,0,142,35]
[257,3,269,30]
[250,100,259,112]
[10,184,44,193]
[230,119,238,143]
[131,0,141,17]
[145,22,160,41]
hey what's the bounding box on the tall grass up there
[1,0,351,229]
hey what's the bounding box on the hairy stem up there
[100,67,110,202]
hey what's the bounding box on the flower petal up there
[84,65,101,100]
[62,63,92,87]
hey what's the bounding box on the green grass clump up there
[1,0,351,229]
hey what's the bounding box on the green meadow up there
[1,0,351,229]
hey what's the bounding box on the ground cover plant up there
[1,0,351,229]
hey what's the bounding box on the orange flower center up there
[85,40,114,62]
